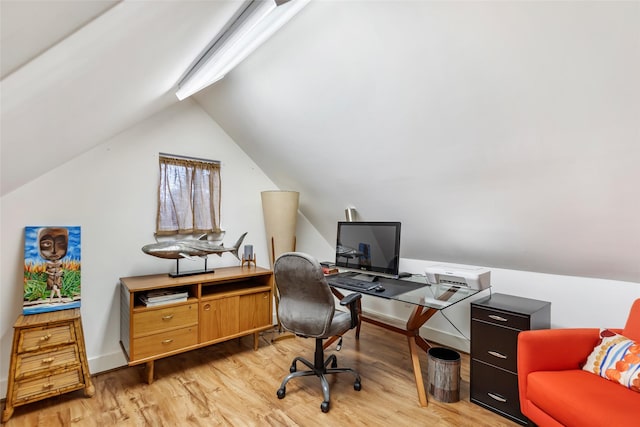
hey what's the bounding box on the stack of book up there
[139,288,189,307]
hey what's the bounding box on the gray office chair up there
[274,252,362,413]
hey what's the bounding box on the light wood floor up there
[3,323,519,426]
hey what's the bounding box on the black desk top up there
[327,271,483,309]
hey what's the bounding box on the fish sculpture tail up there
[228,232,248,260]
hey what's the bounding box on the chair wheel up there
[321,401,330,413]
[354,380,362,391]
[277,388,286,399]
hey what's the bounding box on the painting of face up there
[38,227,69,261]
[24,226,81,315]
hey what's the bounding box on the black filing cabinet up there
[470,293,550,425]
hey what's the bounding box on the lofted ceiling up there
[0,0,244,196]
[1,1,639,283]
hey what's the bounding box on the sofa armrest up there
[517,327,623,414]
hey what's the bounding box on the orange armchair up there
[517,299,640,427]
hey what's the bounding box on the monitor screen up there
[335,221,401,277]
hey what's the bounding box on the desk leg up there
[408,336,428,407]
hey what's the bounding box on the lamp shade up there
[261,190,299,267]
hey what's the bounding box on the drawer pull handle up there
[488,351,507,359]
[161,339,173,344]
[42,357,55,363]
[161,314,174,320]
[43,383,54,389]
[203,304,211,311]
[488,315,508,322]
[40,334,52,341]
[487,392,507,403]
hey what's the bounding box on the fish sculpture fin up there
[179,252,197,261]
[228,232,248,260]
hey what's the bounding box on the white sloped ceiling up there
[1,1,638,283]
[195,1,640,283]
[0,0,244,196]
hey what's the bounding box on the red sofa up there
[517,298,640,427]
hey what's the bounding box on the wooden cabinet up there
[120,266,273,383]
[2,309,94,423]
[470,293,550,425]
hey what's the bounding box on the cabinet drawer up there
[16,345,79,379]
[471,320,519,372]
[132,303,197,337]
[471,306,529,331]
[19,324,74,353]
[14,367,83,402]
[470,360,525,424]
[132,326,198,360]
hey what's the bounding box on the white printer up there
[425,263,491,290]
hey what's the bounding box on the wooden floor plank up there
[2,323,519,426]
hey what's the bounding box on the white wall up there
[310,243,640,353]
[1,99,638,400]
[0,100,328,398]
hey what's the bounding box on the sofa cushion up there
[527,370,638,427]
[582,329,640,392]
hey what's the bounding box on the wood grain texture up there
[3,323,519,426]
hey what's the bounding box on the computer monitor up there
[335,221,401,279]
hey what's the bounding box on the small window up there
[156,154,221,236]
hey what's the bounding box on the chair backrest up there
[274,252,335,338]
[623,298,640,341]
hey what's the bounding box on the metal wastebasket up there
[427,347,461,403]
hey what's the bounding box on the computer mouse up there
[374,285,385,292]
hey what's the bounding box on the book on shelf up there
[144,289,189,302]
[138,288,189,306]
[138,294,188,307]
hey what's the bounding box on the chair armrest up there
[517,328,617,412]
[340,293,362,329]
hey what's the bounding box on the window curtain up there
[156,156,221,236]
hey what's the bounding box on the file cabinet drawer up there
[471,319,519,372]
[471,306,529,331]
[470,360,523,423]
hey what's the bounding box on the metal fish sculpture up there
[142,232,247,260]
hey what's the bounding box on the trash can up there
[427,347,460,403]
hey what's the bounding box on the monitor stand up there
[352,273,378,282]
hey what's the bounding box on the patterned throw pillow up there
[582,329,640,392]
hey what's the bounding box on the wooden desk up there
[2,309,94,423]
[327,273,480,407]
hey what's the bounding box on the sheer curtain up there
[156,156,221,236]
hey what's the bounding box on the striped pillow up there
[582,329,640,392]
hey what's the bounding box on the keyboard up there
[328,276,379,291]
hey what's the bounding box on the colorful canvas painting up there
[23,226,81,315]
